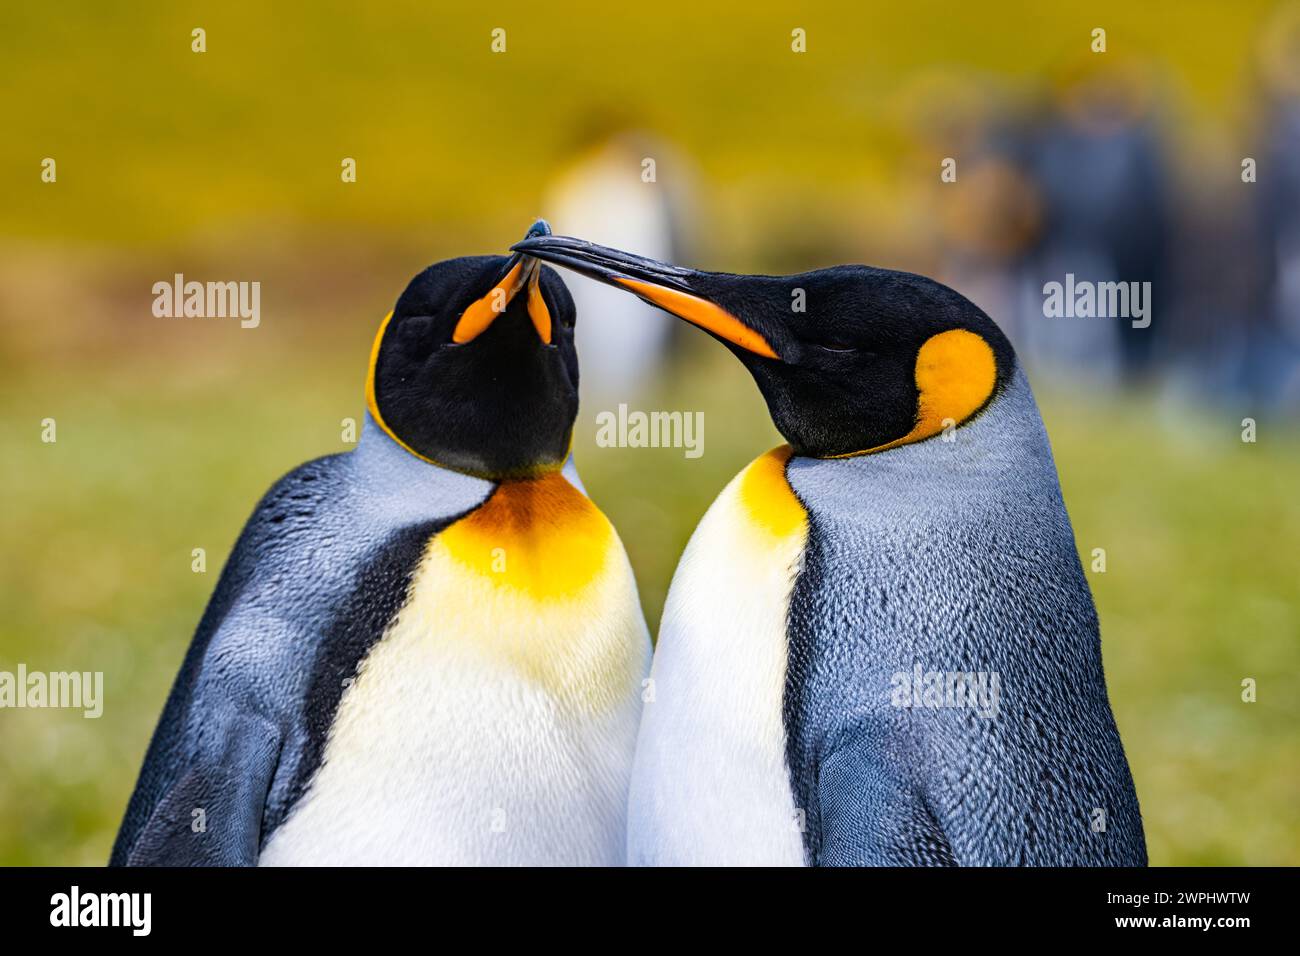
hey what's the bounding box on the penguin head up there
[367,221,579,478]
[512,235,1015,458]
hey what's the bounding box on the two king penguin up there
[112,222,652,866]
[517,233,1147,866]
[115,217,1146,868]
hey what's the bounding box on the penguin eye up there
[815,343,860,355]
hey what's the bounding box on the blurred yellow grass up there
[0,0,1282,250]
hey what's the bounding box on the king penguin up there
[514,233,1146,867]
[111,222,652,866]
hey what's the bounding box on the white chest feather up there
[627,447,810,866]
[260,475,651,866]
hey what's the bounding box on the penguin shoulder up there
[698,444,809,544]
[659,445,809,653]
[184,447,492,709]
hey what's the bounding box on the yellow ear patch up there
[364,309,432,462]
[850,328,997,456]
[364,310,394,422]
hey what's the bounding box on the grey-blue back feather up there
[111,417,492,864]
[784,370,1145,865]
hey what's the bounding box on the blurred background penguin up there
[543,117,700,402]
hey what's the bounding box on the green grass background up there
[1,1,1297,864]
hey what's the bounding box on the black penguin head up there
[367,222,579,478]
[512,235,1015,458]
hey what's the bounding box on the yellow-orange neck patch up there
[737,445,807,539]
[438,473,614,600]
[841,328,997,457]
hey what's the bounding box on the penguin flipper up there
[816,735,956,867]
[123,708,282,866]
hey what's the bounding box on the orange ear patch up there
[848,328,997,456]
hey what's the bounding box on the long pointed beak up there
[511,234,780,360]
[454,220,554,345]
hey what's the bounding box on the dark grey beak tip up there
[510,234,570,256]
[508,235,700,299]
[510,237,542,255]
[524,219,552,240]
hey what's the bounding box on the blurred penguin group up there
[548,7,1300,417]
[917,9,1300,415]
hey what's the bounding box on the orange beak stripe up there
[526,266,552,345]
[616,277,779,360]
[452,259,528,344]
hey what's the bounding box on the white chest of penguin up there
[627,447,812,866]
[259,475,650,866]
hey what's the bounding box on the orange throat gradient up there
[438,472,615,600]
